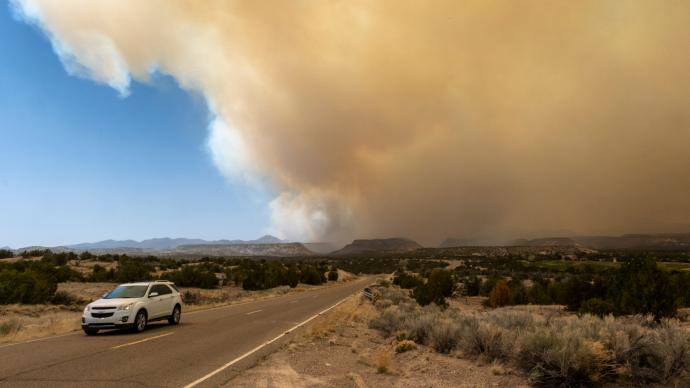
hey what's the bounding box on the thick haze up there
[12,0,690,245]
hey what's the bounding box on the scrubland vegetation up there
[369,286,690,386]
[0,250,339,305]
[396,256,690,320]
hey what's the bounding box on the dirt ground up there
[225,295,530,388]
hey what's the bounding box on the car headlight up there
[118,303,134,311]
[83,305,90,314]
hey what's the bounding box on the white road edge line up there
[182,295,351,388]
[245,309,262,315]
[110,332,174,350]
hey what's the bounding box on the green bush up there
[393,271,422,289]
[115,257,153,283]
[51,291,85,306]
[89,264,115,282]
[0,269,57,304]
[0,249,13,259]
[579,298,615,317]
[327,269,339,281]
[165,265,217,289]
[413,269,454,307]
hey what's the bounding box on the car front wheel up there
[168,305,181,325]
[83,328,99,336]
[133,310,147,333]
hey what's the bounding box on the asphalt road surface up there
[0,278,371,387]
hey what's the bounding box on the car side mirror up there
[102,292,108,298]
[149,292,159,298]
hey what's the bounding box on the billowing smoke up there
[12,0,690,244]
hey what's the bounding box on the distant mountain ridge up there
[66,235,287,251]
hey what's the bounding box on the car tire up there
[133,310,147,333]
[168,305,181,325]
[83,328,99,336]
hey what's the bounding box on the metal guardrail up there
[362,288,373,301]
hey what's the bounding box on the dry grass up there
[0,305,82,343]
[395,339,416,353]
[375,350,392,373]
[305,295,375,340]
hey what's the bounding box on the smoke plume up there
[12,0,690,244]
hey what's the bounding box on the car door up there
[156,284,175,317]
[148,285,168,319]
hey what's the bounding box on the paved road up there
[0,278,371,387]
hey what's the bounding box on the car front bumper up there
[82,310,134,330]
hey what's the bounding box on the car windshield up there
[104,285,148,299]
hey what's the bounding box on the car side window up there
[155,284,172,295]
[149,285,164,296]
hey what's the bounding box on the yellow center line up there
[110,332,174,350]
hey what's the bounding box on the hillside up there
[175,242,314,257]
[331,238,422,255]
[573,233,690,250]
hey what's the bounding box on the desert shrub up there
[20,249,51,258]
[89,264,115,282]
[115,257,153,283]
[376,350,391,373]
[0,249,13,259]
[327,270,339,281]
[486,309,535,331]
[413,269,454,307]
[517,327,612,386]
[377,286,413,306]
[463,276,481,296]
[430,319,461,353]
[457,319,511,362]
[369,306,405,336]
[0,319,22,336]
[489,281,513,308]
[609,257,682,320]
[300,265,326,285]
[404,310,439,344]
[393,271,422,289]
[368,285,690,386]
[652,320,690,384]
[165,265,217,289]
[51,291,85,306]
[395,339,417,353]
[182,290,201,304]
[0,269,57,304]
[579,298,615,317]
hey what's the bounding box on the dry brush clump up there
[368,286,690,387]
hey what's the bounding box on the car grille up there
[91,312,114,318]
[92,306,116,310]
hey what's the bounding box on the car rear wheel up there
[168,305,181,325]
[83,328,99,336]
[133,310,147,333]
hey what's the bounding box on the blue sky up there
[0,5,270,248]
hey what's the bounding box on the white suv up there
[82,280,183,335]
